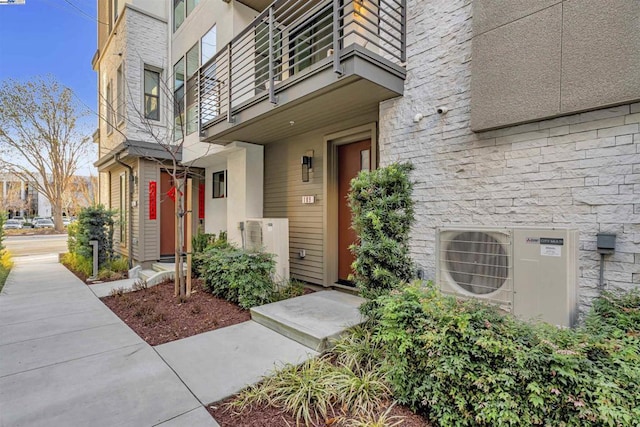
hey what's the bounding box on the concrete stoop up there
[250,290,366,352]
[139,262,186,286]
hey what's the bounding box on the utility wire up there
[62,0,110,25]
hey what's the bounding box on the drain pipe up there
[114,153,134,269]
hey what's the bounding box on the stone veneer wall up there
[379,0,639,316]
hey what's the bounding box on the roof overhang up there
[94,140,183,171]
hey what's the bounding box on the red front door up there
[337,139,371,284]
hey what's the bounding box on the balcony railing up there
[199,0,406,131]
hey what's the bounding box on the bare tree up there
[0,77,92,231]
[97,65,213,300]
[61,175,98,216]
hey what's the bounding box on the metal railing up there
[199,0,406,131]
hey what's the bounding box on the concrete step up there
[138,269,157,282]
[152,263,187,273]
[250,291,366,352]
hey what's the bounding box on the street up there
[4,234,68,257]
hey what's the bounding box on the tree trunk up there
[53,200,64,232]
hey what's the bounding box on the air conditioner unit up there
[245,218,290,283]
[436,226,579,327]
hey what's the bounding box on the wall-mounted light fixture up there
[301,151,313,182]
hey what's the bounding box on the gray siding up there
[139,160,160,263]
[264,137,325,285]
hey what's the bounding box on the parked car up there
[3,219,23,230]
[62,217,71,227]
[33,218,55,229]
[11,216,26,224]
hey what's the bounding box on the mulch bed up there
[100,279,251,346]
[207,396,431,427]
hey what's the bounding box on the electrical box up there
[596,233,616,254]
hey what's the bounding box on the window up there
[201,25,217,64]
[106,80,114,134]
[289,5,333,75]
[119,173,127,245]
[144,68,160,121]
[116,64,124,124]
[212,171,226,198]
[174,0,199,32]
[186,43,199,135]
[173,57,185,140]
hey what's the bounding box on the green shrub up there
[192,231,229,278]
[271,279,306,302]
[586,289,640,338]
[233,355,390,426]
[66,220,79,254]
[105,256,129,273]
[0,249,12,292]
[348,163,415,314]
[199,246,276,309]
[375,283,640,427]
[73,205,115,268]
[61,252,93,277]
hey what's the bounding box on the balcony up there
[198,0,406,144]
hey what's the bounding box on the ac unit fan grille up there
[444,231,510,295]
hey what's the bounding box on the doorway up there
[337,139,371,284]
[159,171,175,258]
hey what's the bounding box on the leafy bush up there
[61,252,93,277]
[375,283,640,427]
[66,220,79,254]
[72,205,115,268]
[97,256,129,281]
[0,249,13,292]
[199,246,276,309]
[192,231,229,277]
[233,355,390,426]
[348,163,415,313]
[586,289,640,338]
[271,279,306,302]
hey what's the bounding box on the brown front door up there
[160,172,175,257]
[337,139,371,284]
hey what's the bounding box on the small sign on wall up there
[149,181,157,220]
[302,195,315,204]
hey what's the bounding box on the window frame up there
[106,80,114,135]
[116,64,125,125]
[173,57,185,140]
[212,170,226,199]
[143,67,161,121]
[185,43,199,135]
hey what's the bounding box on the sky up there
[0,0,98,174]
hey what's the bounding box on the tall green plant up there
[348,163,415,313]
[73,205,115,267]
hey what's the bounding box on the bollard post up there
[89,240,99,280]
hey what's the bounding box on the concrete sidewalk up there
[0,255,218,427]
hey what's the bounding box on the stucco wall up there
[470,0,640,131]
[379,0,639,316]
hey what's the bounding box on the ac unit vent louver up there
[445,231,510,295]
